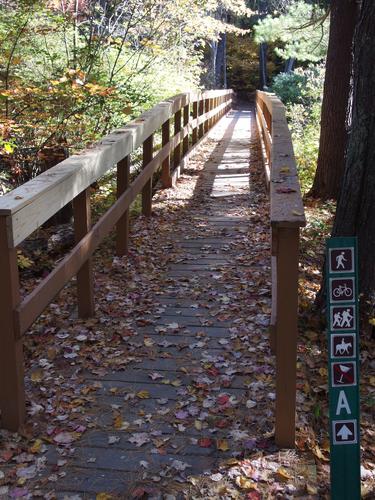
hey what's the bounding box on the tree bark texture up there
[332,0,375,295]
[310,0,357,200]
[259,42,268,89]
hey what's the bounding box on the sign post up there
[326,237,360,499]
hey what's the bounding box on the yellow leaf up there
[292,210,304,216]
[143,338,154,347]
[113,414,123,429]
[235,476,257,490]
[216,439,230,451]
[369,318,375,326]
[96,494,114,500]
[194,420,202,431]
[275,467,292,482]
[31,369,44,383]
[369,376,375,387]
[30,439,43,453]
[280,166,290,173]
[319,367,327,377]
[137,390,150,399]
[306,484,318,494]
[171,379,181,387]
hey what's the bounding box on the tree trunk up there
[216,33,227,88]
[332,0,375,297]
[309,0,357,200]
[259,42,268,89]
[284,57,295,73]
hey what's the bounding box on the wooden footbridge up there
[0,90,305,496]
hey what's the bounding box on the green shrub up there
[271,64,324,194]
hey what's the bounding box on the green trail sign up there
[326,237,360,500]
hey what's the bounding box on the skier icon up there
[341,308,354,328]
[336,251,347,269]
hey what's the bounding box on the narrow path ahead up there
[41,106,277,497]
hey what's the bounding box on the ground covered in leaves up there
[0,108,374,499]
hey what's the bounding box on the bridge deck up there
[31,107,280,496]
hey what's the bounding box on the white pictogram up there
[336,364,351,384]
[336,424,353,440]
[335,338,353,356]
[332,308,354,328]
[333,419,357,445]
[333,284,352,298]
[335,251,347,270]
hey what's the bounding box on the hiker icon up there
[336,251,347,269]
[333,309,354,328]
[330,306,355,330]
[329,248,354,273]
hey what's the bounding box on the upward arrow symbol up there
[337,424,353,440]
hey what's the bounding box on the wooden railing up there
[255,91,306,448]
[0,89,233,431]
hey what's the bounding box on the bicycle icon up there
[333,284,352,298]
[330,278,355,303]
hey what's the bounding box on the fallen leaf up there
[275,467,292,482]
[236,476,257,490]
[137,390,150,399]
[216,439,230,451]
[198,438,212,448]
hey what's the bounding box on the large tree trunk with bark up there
[309,0,357,200]
[332,0,375,297]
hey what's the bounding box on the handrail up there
[0,89,233,430]
[255,90,306,448]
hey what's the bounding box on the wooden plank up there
[142,134,153,217]
[192,101,198,144]
[116,156,130,256]
[275,227,299,447]
[161,119,171,188]
[73,188,95,318]
[173,109,182,169]
[0,216,25,430]
[183,103,189,157]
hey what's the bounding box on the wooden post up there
[275,226,300,448]
[173,109,182,169]
[204,98,209,134]
[73,188,94,318]
[183,104,189,156]
[192,101,198,144]
[161,119,172,188]
[0,216,25,431]
[198,98,204,139]
[142,134,153,216]
[116,156,130,256]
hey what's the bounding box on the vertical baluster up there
[116,156,130,256]
[275,227,300,447]
[173,108,182,169]
[204,98,209,134]
[183,104,189,156]
[161,118,172,188]
[142,134,154,217]
[73,188,94,317]
[192,100,198,145]
[0,216,25,431]
[198,97,204,139]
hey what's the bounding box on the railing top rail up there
[256,90,306,229]
[0,89,233,246]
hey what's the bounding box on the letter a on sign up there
[336,390,351,416]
